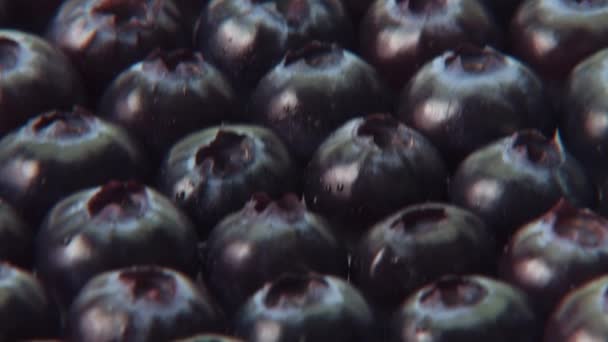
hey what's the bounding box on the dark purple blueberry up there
[35,180,200,308]
[359,0,502,90]
[234,273,374,342]
[390,275,540,342]
[204,193,347,314]
[560,48,608,181]
[353,203,495,313]
[397,45,555,169]
[158,124,296,235]
[175,335,243,342]
[46,0,187,99]
[500,199,608,316]
[544,275,608,341]
[66,266,224,341]
[0,107,147,226]
[510,0,608,81]
[195,0,353,93]
[250,42,391,163]
[0,30,85,135]
[304,114,447,233]
[0,199,31,267]
[0,262,57,340]
[450,130,595,246]
[98,49,238,163]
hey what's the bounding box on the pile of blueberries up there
[1,0,608,341]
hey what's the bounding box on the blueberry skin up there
[353,203,495,314]
[35,180,200,308]
[158,124,297,235]
[560,48,608,181]
[0,199,31,267]
[511,0,608,81]
[359,0,502,90]
[46,0,187,99]
[249,41,391,164]
[390,275,540,342]
[195,0,354,93]
[397,45,555,169]
[0,30,85,135]
[234,273,374,342]
[0,262,57,340]
[0,108,147,226]
[98,49,238,163]
[450,130,595,246]
[544,275,608,341]
[204,193,348,315]
[66,266,224,342]
[304,114,447,232]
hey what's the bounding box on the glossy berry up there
[195,0,353,93]
[0,262,57,340]
[500,199,608,316]
[511,0,608,81]
[98,49,238,162]
[390,275,540,342]
[304,114,447,232]
[544,275,608,341]
[234,273,374,342]
[204,193,347,314]
[0,30,85,135]
[158,124,296,235]
[66,266,224,341]
[35,180,200,308]
[0,108,147,226]
[0,199,31,267]
[397,45,555,168]
[359,0,502,89]
[560,48,608,180]
[46,0,187,98]
[250,41,391,163]
[450,130,595,246]
[354,203,495,313]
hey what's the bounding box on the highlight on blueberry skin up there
[353,203,495,314]
[560,47,608,181]
[544,275,608,341]
[46,0,187,98]
[0,107,148,226]
[304,114,448,232]
[233,273,374,342]
[249,41,391,163]
[397,45,555,169]
[66,265,224,341]
[0,30,85,135]
[35,180,200,308]
[499,198,608,317]
[98,48,238,162]
[390,275,540,342]
[0,262,58,340]
[511,0,608,81]
[450,129,595,246]
[158,124,297,236]
[204,192,348,315]
[359,0,503,89]
[195,0,354,93]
